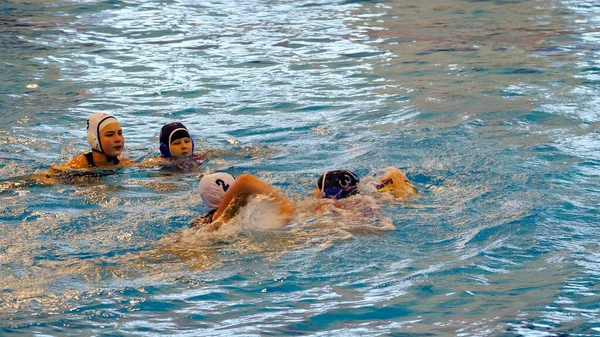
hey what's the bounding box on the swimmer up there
[29,113,133,185]
[50,112,133,171]
[315,168,416,199]
[312,168,416,213]
[192,172,294,231]
[315,169,360,199]
[140,122,208,170]
[311,169,362,213]
[375,167,417,198]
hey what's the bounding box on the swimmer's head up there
[198,172,236,210]
[159,122,194,158]
[317,169,360,199]
[376,168,417,196]
[86,112,123,158]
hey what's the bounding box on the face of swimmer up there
[100,122,124,157]
[169,137,192,158]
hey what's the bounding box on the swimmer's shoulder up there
[34,154,89,185]
[52,153,134,171]
[51,153,89,171]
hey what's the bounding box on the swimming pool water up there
[1,0,599,336]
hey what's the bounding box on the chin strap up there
[107,156,120,165]
[91,149,120,165]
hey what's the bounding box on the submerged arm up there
[28,154,90,185]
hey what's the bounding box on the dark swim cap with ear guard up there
[159,122,194,157]
[317,169,360,199]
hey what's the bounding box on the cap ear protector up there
[184,137,195,156]
[87,129,100,153]
[159,123,194,158]
[159,142,170,157]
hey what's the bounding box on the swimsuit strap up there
[84,152,96,168]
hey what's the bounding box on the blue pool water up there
[1,0,599,336]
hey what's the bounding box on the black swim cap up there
[317,169,360,199]
[159,122,192,157]
[170,129,190,143]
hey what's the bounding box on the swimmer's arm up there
[135,156,167,168]
[26,170,60,185]
[194,150,212,160]
[28,155,89,185]
[212,174,294,228]
[117,155,136,166]
[136,153,209,168]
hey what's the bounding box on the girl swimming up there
[141,122,208,170]
[193,172,294,231]
[50,112,133,171]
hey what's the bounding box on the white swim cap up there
[198,173,236,210]
[87,112,119,153]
